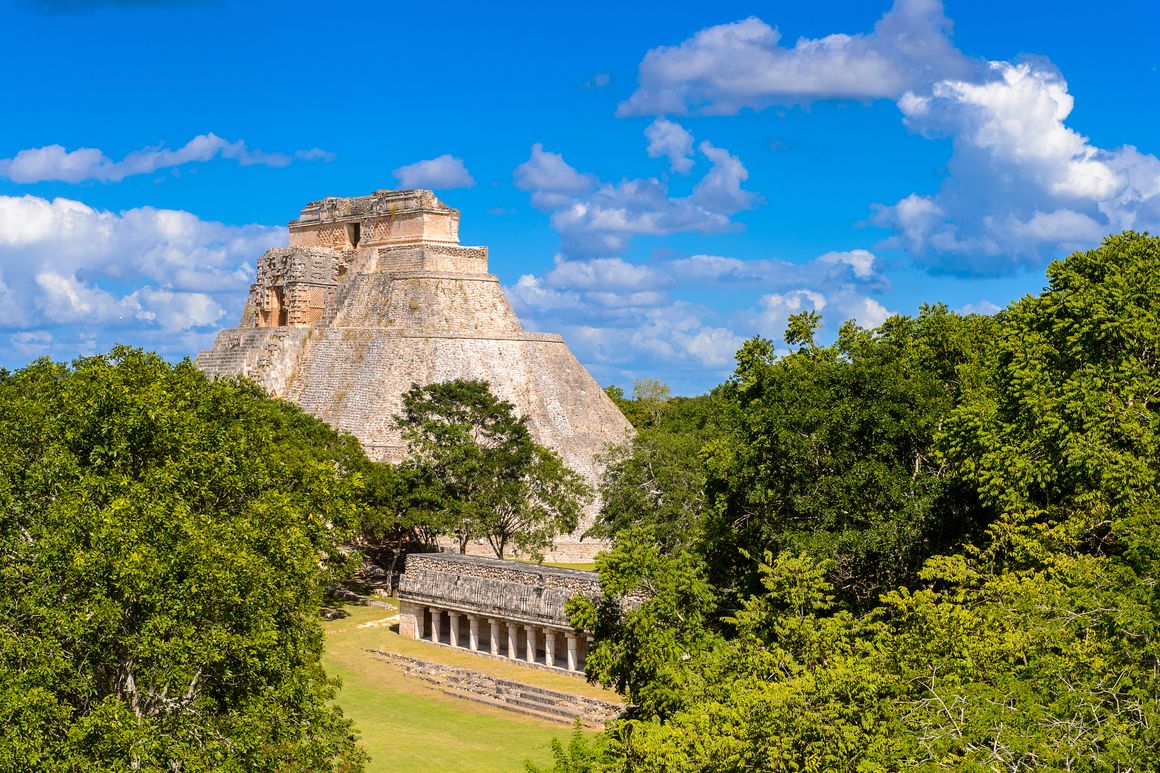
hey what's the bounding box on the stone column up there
[543,629,556,668]
[565,632,578,672]
[448,611,461,648]
[429,608,441,645]
[524,625,537,664]
[398,601,423,639]
[583,634,595,670]
[506,621,518,660]
[489,619,501,656]
[468,615,480,651]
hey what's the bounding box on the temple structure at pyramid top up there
[197,190,633,559]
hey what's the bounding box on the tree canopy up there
[550,232,1160,772]
[395,379,592,560]
[0,348,367,772]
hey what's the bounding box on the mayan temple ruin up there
[197,189,632,559]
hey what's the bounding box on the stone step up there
[496,686,574,712]
[370,649,622,726]
[440,687,602,729]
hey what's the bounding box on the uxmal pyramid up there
[197,190,632,559]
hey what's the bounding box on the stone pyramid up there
[197,189,632,559]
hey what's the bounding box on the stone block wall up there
[399,599,422,638]
[398,553,600,626]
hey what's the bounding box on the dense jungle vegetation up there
[542,231,1160,771]
[2,231,1158,771]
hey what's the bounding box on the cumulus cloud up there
[619,0,974,115]
[645,119,695,173]
[746,287,890,340]
[515,139,759,256]
[513,144,598,210]
[818,249,877,279]
[618,1,1160,272]
[875,60,1160,271]
[0,133,333,184]
[392,154,476,190]
[507,246,890,383]
[0,194,281,363]
[544,255,664,291]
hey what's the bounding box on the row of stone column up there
[424,606,589,672]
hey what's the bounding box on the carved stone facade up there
[397,553,599,673]
[197,189,633,560]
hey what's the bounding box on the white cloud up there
[34,271,138,324]
[392,154,476,190]
[959,300,1001,315]
[690,141,758,213]
[668,249,887,290]
[507,246,890,381]
[0,194,281,364]
[507,275,582,313]
[645,119,695,174]
[545,255,663,291]
[818,249,876,279]
[876,60,1160,270]
[513,144,598,210]
[748,287,892,340]
[132,288,226,331]
[0,133,333,184]
[9,330,53,358]
[517,141,759,256]
[619,0,973,116]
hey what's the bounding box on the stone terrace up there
[398,553,599,674]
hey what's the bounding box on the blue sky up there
[1,0,1158,394]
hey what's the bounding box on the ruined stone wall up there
[289,225,354,251]
[279,328,629,518]
[196,327,312,396]
[369,245,488,274]
[398,553,599,626]
[324,273,523,332]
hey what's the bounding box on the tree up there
[632,378,672,427]
[703,305,997,607]
[555,234,1160,772]
[589,393,734,551]
[784,309,822,349]
[396,379,592,559]
[0,348,367,772]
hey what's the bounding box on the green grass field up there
[322,600,607,772]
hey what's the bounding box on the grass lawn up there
[322,600,608,772]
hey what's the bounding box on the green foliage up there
[570,529,720,720]
[784,309,822,350]
[0,347,367,772]
[525,720,609,773]
[589,393,733,551]
[396,379,592,559]
[705,304,997,606]
[568,234,1160,771]
[940,231,1160,566]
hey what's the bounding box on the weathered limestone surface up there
[398,553,600,628]
[197,190,632,558]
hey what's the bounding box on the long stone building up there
[398,553,597,672]
[197,189,633,559]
